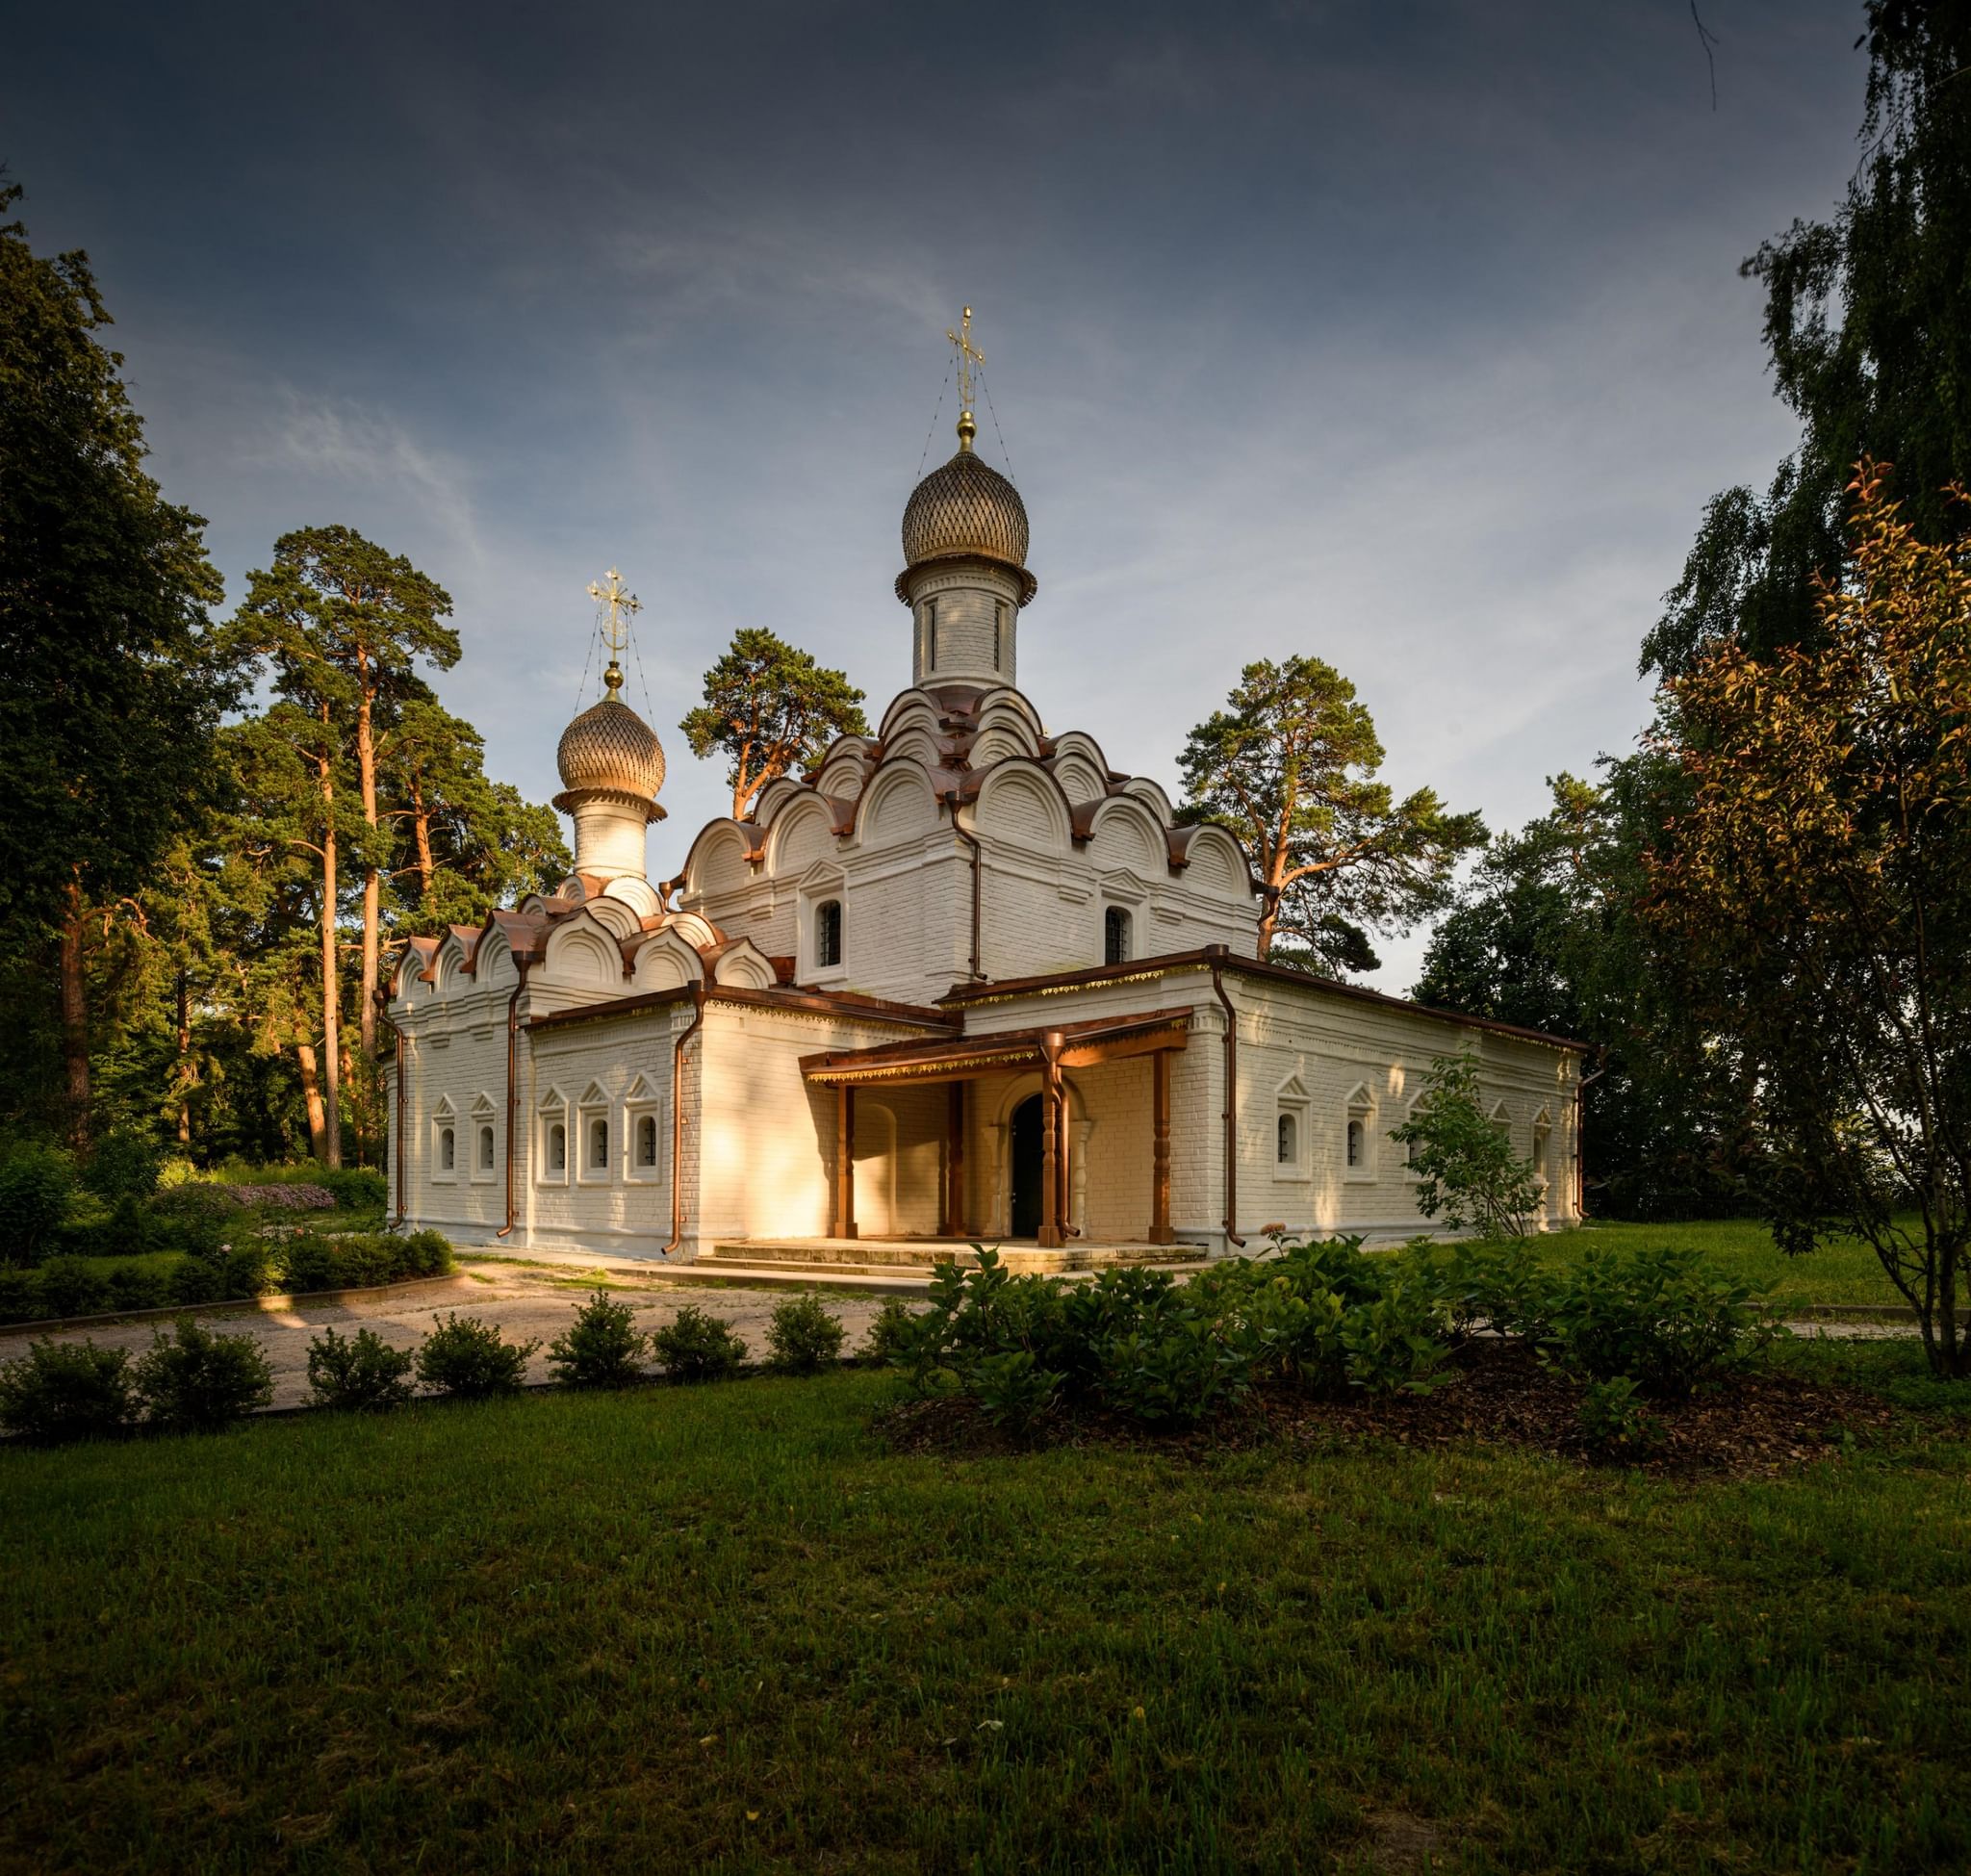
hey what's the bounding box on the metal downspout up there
[1572,1045,1608,1220]
[392,1028,406,1226]
[1209,951,1246,1248]
[662,987,707,1255]
[495,963,529,1238]
[950,795,984,981]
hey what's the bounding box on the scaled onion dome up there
[552,665,667,821]
[897,411,1037,604]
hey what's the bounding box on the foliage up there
[650,1304,748,1382]
[967,1349,1062,1439]
[858,1297,923,1367]
[1534,1246,1779,1400]
[305,1326,415,1412]
[546,1290,649,1390]
[765,1294,846,1375]
[680,626,870,822]
[1413,771,1758,1221]
[1646,464,1971,1377]
[414,1314,538,1400]
[132,1318,274,1431]
[1576,1375,1664,1460]
[1388,1050,1543,1239]
[0,182,230,956]
[1176,655,1484,972]
[1645,4,1971,681]
[0,1143,74,1265]
[79,1131,161,1202]
[0,1337,135,1441]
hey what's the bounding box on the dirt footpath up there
[12,1258,893,1410]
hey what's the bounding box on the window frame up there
[536,1089,570,1187]
[1103,904,1133,966]
[1343,1082,1377,1183]
[1272,1075,1312,1184]
[624,1075,665,1186]
[576,1085,614,1186]
[431,1097,458,1185]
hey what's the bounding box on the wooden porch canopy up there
[799,1007,1192,1086]
[802,1009,1190,1249]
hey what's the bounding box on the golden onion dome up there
[899,415,1036,604]
[553,692,666,815]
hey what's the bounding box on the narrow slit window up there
[637,1114,658,1168]
[1277,1112,1297,1165]
[1346,1118,1364,1168]
[549,1123,566,1171]
[926,599,938,670]
[478,1125,495,1169]
[589,1118,609,1170]
[816,898,843,968]
[439,1127,455,1171]
[1104,906,1131,965]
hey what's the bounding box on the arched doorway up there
[1010,1093,1044,1238]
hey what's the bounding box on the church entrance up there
[1010,1093,1044,1238]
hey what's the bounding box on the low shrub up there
[415,1314,538,1399]
[279,1230,452,1296]
[1578,1375,1665,1458]
[36,1256,110,1320]
[1539,1246,1779,1398]
[306,1326,416,1411]
[80,1131,162,1203]
[652,1304,748,1382]
[133,1319,275,1431]
[0,1339,136,1442]
[547,1291,649,1389]
[859,1297,923,1367]
[765,1294,846,1375]
[1097,1314,1252,1426]
[969,1348,1062,1439]
[105,1264,171,1312]
[0,1144,74,1266]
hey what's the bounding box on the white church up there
[386,341,1583,1267]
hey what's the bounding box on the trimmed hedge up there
[0,1230,453,1325]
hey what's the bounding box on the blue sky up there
[5,0,1867,988]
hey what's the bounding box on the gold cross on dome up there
[586,567,642,656]
[946,305,985,411]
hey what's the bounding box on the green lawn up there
[1551,1217,1909,1309]
[3,1353,1968,1873]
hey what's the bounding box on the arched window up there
[439,1126,455,1171]
[549,1123,566,1171]
[478,1125,495,1169]
[1104,906,1132,965]
[1346,1118,1365,1168]
[1277,1112,1297,1165]
[589,1117,609,1169]
[636,1113,658,1168]
[816,898,843,968]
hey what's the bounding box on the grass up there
[1549,1217,1909,1310]
[3,1349,1968,1873]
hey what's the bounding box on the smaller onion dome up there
[553,669,666,821]
[897,411,1037,605]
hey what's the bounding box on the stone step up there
[703,1239,1206,1276]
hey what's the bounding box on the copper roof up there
[554,696,666,812]
[800,1007,1193,1085]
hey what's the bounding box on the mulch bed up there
[873,1341,1899,1478]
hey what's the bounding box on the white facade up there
[386,409,1584,1258]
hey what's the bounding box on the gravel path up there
[8,1258,892,1410]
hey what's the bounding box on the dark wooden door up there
[1011,1094,1043,1238]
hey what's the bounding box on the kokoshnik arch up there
[386,316,1585,1261]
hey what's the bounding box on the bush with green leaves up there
[0,1144,74,1266]
[766,1294,846,1375]
[547,1290,649,1389]
[652,1304,749,1382]
[1578,1375,1665,1458]
[133,1318,275,1431]
[0,1338,136,1441]
[306,1327,416,1411]
[1538,1245,1779,1398]
[859,1297,924,1367]
[80,1131,161,1203]
[415,1313,539,1400]
[1388,1049,1544,1239]
[968,1349,1062,1438]
[34,1256,110,1319]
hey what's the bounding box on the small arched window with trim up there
[1104,906,1132,965]
[1277,1112,1297,1165]
[816,898,844,968]
[1345,1118,1365,1168]
[549,1122,567,1171]
[478,1125,495,1169]
[589,1117,609,1170]
[439,1127,455,1171]
[636,1113,659,1168]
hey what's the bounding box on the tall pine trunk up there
[411,780,436,905]
[314,706,343,1169]
[295,1039,327,1160]
[175,967,192,1146]
[60,875,89,1151]
[356,668,380,1064]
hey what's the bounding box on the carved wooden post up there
[1038,1033,1062,1247]
[944,1081,965,1237]
[1150,1047,1173,1245]
[833,1083,858,1240]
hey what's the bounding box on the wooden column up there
[943,1081,965,1237]
[1038,1065,1062,1247]
[832,1083,858,1240]
[1149,1046,1173,1244]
